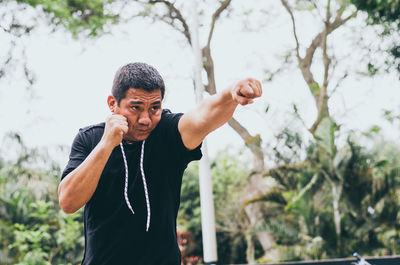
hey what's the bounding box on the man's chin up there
[124,134,150,142]
[135,135,149,141]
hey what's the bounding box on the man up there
[58,62,262,264]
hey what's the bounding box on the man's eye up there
[131,106,140,110]
[151,106,160,111]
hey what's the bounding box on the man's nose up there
[138,111,151,125]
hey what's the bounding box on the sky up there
[1,1,399,167]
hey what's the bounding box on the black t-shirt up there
[61,109,202,265]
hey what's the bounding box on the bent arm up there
[58,140,114,214]
[58,114,128,214]
[179,78,262,150]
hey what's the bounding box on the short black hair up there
[112,62,165,104]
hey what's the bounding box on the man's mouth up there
[136,129,151,134]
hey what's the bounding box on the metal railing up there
[233,253,400,265]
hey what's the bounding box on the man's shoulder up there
[74,122,105,147]
[161,109,183,123]
[150,109,182,140]
[78,122,105,134]
[161,108,173,116]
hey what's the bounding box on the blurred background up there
[1,0,400,264]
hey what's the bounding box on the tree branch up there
[147,0,192,45]
[311,3,356,135]
[206,0,232,48]
[227,118,264,170]
[281,0,301,61]
[283,2,357,135]
[329,71,348,97]
[322,0,332,96]
[301,32,322,86]
[311,0,324,22]
[298,7,356,89]
[330,9,358,32]
[202,46,217,94]
[202,0,232,95]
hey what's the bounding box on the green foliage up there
[295,0,317,11]
[260,123,400,260]
[309,83,321,96]
[179,109,400,263]
[245,134,262,147]
[271,127,304,165]
[211,149,250,263]
[351,0,400,73]
[11,222,52,265]
[1,128,399,263]
[351,0,400,25]
[0,133,84,264]
[1,0,119,89]
[178,149,250,264]
[367,62,379,76]
[178,162,202,254]
[383,109,400,124]
[10,0,118,38]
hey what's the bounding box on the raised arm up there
[178,78,262,150]
[58,115,128,214]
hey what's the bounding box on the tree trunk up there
[242,172,280,262]
[310,92,330,135]
[246,233,255,264]
[331,182,342,251]
[202,44,276,258]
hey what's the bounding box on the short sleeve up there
[159,110,202,165]
[61,130,90,180]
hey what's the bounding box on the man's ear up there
[107,95,117,113]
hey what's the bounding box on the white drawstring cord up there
[120,142,134,215]
[120,140,151,232]
[140,141,151,232]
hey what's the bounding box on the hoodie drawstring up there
[120,140,151,232]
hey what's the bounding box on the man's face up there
[112,88,162,142]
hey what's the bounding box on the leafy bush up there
[0,133,84,264]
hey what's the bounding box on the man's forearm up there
[195,87,238,135]
[58,140,114,213]
[179,78,262,150]
[179,88,238,150]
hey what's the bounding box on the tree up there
[280,0,357,134]
[238,0,360,257]
[0,0,118,88]
[350,0,400,72]
[251,121,400,260]
[245,0,398,259]
[350,0,400,25]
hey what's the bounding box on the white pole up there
[190,2,218,264]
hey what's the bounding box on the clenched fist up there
[231,78,262,105]
[102,114,129,147]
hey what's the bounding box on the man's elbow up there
[59,196,78,214]
[58,186,79,214]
